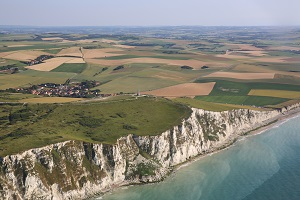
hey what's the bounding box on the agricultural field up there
[57,47,83,57]
[195,95,288,107]
[193,79,300,107]
[51,63,87,73]
[205,72,275,80]
[248,89,300,99]
[172,97,266,112]
[19,97,84,103]
[1,26,300,154]
[141,82,215,98]
[0,27,299,104]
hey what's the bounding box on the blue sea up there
[100,115,300,200]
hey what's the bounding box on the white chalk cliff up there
[0,105,298,199]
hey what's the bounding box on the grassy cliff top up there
[0,97,191,156]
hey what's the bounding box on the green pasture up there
[0,97,191,156]
[51,63,87,73]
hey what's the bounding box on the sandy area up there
[26,57,74,71]
[205,72,275,80]
[141,82,215,97]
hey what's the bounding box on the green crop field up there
[0,97,191,156]
[0,70,75,89]
[51,63,87,73]
[196,79,300,95]
[96,75,178,93]
[172,97,265,112]
[195,95,288,106]
[0,92,39,102]
[193,79,300,106]
[43,48,62,54]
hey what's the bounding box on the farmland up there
[51,63,87,73]
[172,97,266,112]
[18,97,84,103]
[195,95,288,107]
[248,89,300,99]
[141,82,215,97]
[1,26,300,154]
[204,72,275,80]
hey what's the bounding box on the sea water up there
[100,116,300,200]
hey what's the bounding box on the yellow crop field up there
[65,58,85,63]
[2,50,51,61]
[82,48,124,59]
[42,37,63,41]
[141,82,215,98]
[248,89,300,99]
[57,47,82,57]
[26,57,74,71]
[113,44,135,49]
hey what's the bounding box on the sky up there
[0,0,299,26]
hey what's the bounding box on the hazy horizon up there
[1,0,299,27]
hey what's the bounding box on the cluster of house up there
[27,55,54,66]
[13,81,117,98]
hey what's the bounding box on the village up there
[7,80,117,98]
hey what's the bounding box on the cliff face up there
[0,107,288,199]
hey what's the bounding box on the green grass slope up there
[0,97,191,156]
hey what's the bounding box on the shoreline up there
[175,107,300,172]
[98,107,300,200]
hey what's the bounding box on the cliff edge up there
[0,104,299,199]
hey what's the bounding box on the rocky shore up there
[1,103,300,200]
